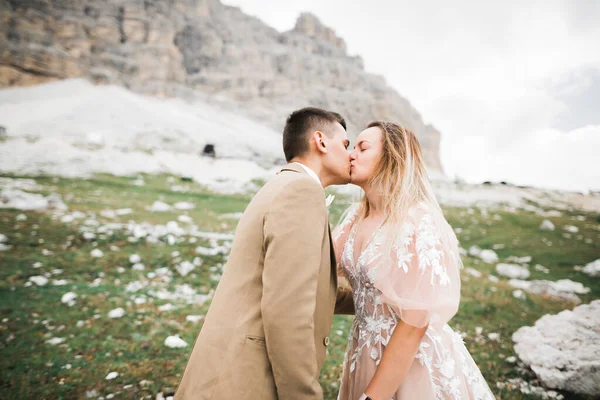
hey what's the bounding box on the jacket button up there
[323,337,330,346]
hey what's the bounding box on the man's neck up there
[290,157,326,187]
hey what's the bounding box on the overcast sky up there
[223,0,600,192]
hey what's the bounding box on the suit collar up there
[280,162,306,175]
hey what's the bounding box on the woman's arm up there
[363,321,428,400]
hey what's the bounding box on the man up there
[175,107,355,400]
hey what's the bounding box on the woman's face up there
[349,126,383,188]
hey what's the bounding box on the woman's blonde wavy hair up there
[354,121,459,259]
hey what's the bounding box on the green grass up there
[0,173,598,399]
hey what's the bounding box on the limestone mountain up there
[0,0,443,172]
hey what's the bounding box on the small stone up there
[108,307,125,319]
[61,292,77,305]
[164,335,188,348]
[563,225,579,233]
[29,275,49,286]
[582,259,600,277]
[539,220,555,231]
[90,249,104,258]
[185,315,203,323]
[105,371,119,380]
[496,263,530,279]
[46,337,66,345]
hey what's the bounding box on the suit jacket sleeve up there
[261,179,326,400]
[334,286,354,315]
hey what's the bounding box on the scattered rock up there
[132,263,145,271]
[539,220,555,231]
[175,261,195,277]
[90,249,104,258]
[177,215,193,223]
[496,378,564,399]
[61,292,77,306]
[582,259,600,277]
[150,201,171,212]
[508,279,588,303]
[0,189,67,211]
[534,264,550,273]
[82,232,96,241]
[465,267,482,278]
[506,255,532,264]
[468,245,499,263]
[125,281,144,293]
[108,308,125,318]
[174,201,194,210]
[218,212,243,220]
[164,335,187,348]
[512,289,526,299]
[105,371,119,380]
[512,300,600,396]
[129,254,141,263]
[496,263,530,279]
[185,315,203,323]
[158,303,175,312]
[195,245,227,256]
[29,275,49,286]
[46,337,66,345]
[563,225,579,233]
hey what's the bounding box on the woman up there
[333,122,494,400]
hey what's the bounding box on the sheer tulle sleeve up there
[372,207,461,329]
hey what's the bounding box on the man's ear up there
[314,131,327,154]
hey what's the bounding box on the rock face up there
[512,300,600,396]
[0,0,443,172]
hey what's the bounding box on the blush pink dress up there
[333,203,495,400]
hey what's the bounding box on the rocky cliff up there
[0,0,443,172]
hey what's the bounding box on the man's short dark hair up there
[282,107,346,162]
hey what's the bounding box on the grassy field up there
[1,173,598,399]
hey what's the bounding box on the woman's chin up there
[349,175,362,186]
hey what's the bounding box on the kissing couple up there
[175,107,495,400]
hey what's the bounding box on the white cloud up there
[446,124,600,192]
[224,0,600,191]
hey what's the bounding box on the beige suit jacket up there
[174,163,354,400]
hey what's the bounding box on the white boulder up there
[61,292,77,306]
[539,220,555,231]
[150,201,171,212]
[29,275,49,286]
[508,279,589,303]
[582,259,600,277]
[108,307,125,318]
[496,263,530,279]
[512,300,600,396]
[164,335,188,348]
[468,246,499,263]
[563,225,579,233]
